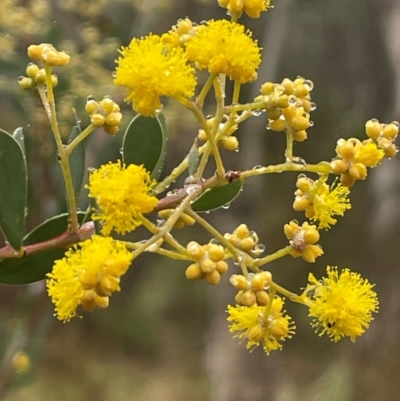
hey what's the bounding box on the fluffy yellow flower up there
[47,235,134,322]
[294,177,351,230]
[354,141,385,167]
[303,266,379,342]
[227,296,295,355]
[87,161,158,236]
[185,20,261,83]
[114,34,197,116]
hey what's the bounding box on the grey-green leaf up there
[122,114,167,180]
[0,128,27,250]
[0,212,89,284]
[191,178,244,212]
[68,124,86,203]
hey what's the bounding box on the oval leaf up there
[68,124,86,203]
[191,178,244,212]
[0,212,89,284]
[122,114,167,180]
[0,129,27,250]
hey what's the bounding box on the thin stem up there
[139,216,191,257]
[130,190,200,260]
[269,281,306,305]
[64,124,96,157]
[285,128,294,160]
[41,65,79,232]
[184,208,258,273]
[241,161,333,179]
[153,143,208,195]
[263,288,276,323]
[196,73,217,108]
[125,241,190,261]
[256,245,293,267]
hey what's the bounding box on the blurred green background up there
[0,0,400,400]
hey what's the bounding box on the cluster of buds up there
[365,119,399,158]
[198,117,239,152]
[217,0,272,19]
[162,18,197,47]
[18,62,58,90]
[158,209,195,229]
[27,43,70,66]
[78,260,126,312]
[224,224,265,257]
[185,241,229,285]
[258,77,314,142]
[85,95,122,135]
[230,271,272,306]
[331,137,385,187]
[284,221,323,262]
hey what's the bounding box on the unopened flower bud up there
[240,237,255,252]
[187,241,205,260]
[365,119,382,140]
[200,259,216,273]
[205,270,221,285]
[103,125,119,135]
[208,244,225,262]
[256,290,270,306]
[241,290,256,306]
[185,263,203,280]
[91,113,106,127]
[215,260,228,274]
[230,274,248,290]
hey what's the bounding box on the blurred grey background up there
[0,0,399,400]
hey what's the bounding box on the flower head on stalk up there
[303,266,379,342]
[227,296,295,355]
[185,20,261,83]
[114,34,196,116]
[87,161,158,236]
[47,235,133,322]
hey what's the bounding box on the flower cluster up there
[198,117,239,152]
[224,223,265,257]
[185,241,229,285]
[218,0,273,19]
[293,175,351,229]
[27,43,70,66]
[85,95,122,135]
[284,221,323,262]
[185,20,261,83]
[158,209,196,229]
[18,62,58,90]
[330,138,385,187]
[303,266,379,342]
[258,77,314,142]
[114,34,196,116]
[87,161,158,236]
[230,271,272,306]
[365,118,399,158]
[227,296,295,355]
[47,235,133,322]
